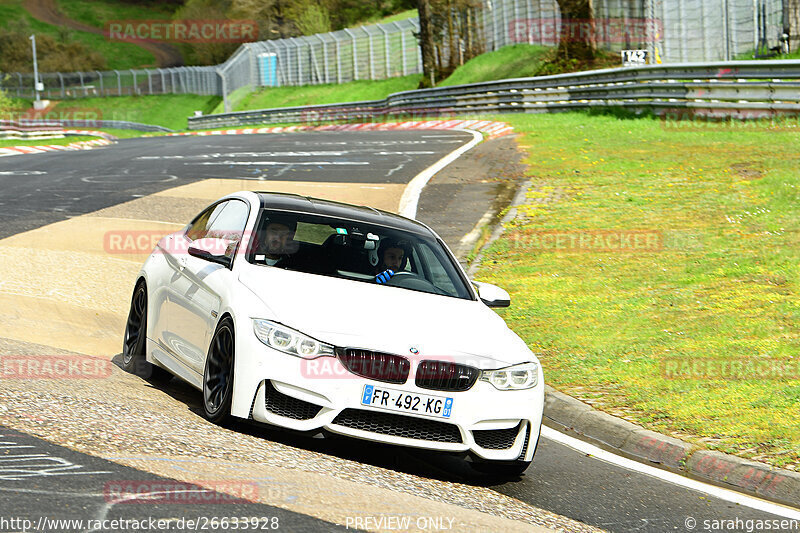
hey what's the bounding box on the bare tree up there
[417,0,437,87]
[555,0,595,61]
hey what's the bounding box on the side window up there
[417,242,458,294]
[186,202,227,242]
[205,200,250,259]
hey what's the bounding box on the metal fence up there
[1,67,221,100]
[0,0,791,105]
[483,0,785,62]
[188,60,800,129]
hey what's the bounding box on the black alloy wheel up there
[202,317,235,424]
[122,281,172,383]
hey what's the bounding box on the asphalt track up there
[0,131,796,532]
[0,425,350,532]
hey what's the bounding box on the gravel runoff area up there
[0,337,602,533]
[0,136,604,533]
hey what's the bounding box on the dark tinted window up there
[247,210,471,300]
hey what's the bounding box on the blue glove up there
[375,269,395,284]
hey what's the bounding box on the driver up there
[374,239,410,284]
[257,216,298,267]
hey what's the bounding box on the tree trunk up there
[788,0,800,52]
[417,0,437,87]
[555,0,595,61]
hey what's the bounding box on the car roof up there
[255,191,432,235]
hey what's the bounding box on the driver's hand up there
[375,269,395,284]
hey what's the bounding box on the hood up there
[239,265,533,367]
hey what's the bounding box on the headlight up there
[252,319,335,359]
[480,362,539,390]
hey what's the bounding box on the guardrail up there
[56,120,173,133]
[0,119,173,133]
[188,60,800,130]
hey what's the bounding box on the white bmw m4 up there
[123,191,544,475]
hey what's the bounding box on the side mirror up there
[187,238,233,269]
[473,281,511,308]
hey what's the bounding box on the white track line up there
[398,129,483,219]
[541,426,800,519]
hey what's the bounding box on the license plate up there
[361,385,453,419]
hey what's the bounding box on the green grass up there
[439,44,552,86]
[472,112,800,470]
[735,48,800,60]
[230,75,422,112]
[47,94,221,130]
[57,0,173,28]
[0,0,155,69]
[366,8,417,25]
[0,135,97,147]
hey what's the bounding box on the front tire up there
[122,280,172,383]
[202,317,235,425]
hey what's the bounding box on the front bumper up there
[232,336,545,462]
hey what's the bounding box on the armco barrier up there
[188,60,800,130]
[0,119,172,133]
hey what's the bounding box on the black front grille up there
[415,360,480,392]
[472,423,522,450]
[332,408,462,443]
[264,381,322,420]
[338,349,410,384]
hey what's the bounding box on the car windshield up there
[246,209,473,300]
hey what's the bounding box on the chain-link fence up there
[483,0,785,62]
[1,67,221,100]
[0,0,790,105]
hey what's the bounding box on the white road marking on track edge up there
[541,426,800,519]
[398,129,483,219]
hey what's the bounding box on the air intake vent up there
[332,408,462,443]
[264,381,322,420]
[472,423,522,450]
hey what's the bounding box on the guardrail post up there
[58,72,65,98]
[218,69,229,112]
[132,69,138,95]
[332,34,342,84]
[114,70,121,96]
[409,19,422,73]
[394,21,407,76]
[344,28,358,81]
[147,70,153,94]
[297,38,305,84]
[377,23,390,78]
[364,26,375,80]
[79,71,86,97]
[525,0,533,44]
[95,70,103,96]
[317,34,329,84]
